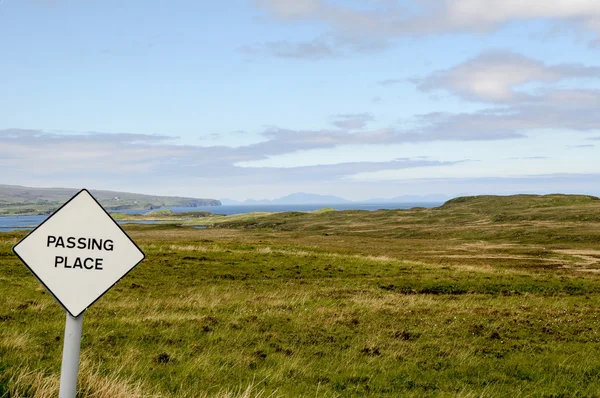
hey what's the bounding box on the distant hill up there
[221,192,449,205]
[209,193,600,233]
[359,194,450,203]
[222,192,351,205]
[220,198,243,205]
[437,194,600,222]
[272,193,351,204]
[440,194,600,210]
[0,184,221,216]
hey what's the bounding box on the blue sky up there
[1,0,599,200]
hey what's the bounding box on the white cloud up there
[265,39,337,59]
[396,51,600,142]
[256,0,600,35]
[330,113,374,129]
[0,128,475,187]
[3,128,598,199]
[241,33,391,59]
[416,51,600,103]
[252,0,600,58]
[355,173,600,198]
[409,88,600,142]
[255,0,322,19]
[443,0,600,32]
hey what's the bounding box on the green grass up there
[1,194,600,396]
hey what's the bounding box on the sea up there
[0,202,441,233]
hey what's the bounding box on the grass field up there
[1,194,600,397]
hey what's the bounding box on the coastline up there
[0,202,442,232]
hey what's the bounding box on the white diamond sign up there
[12,189,145,317]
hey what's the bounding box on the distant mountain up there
[221,193,450,205]
[270,193,351,204]
[0,184,221,216]
[221,193,452,206]
[359,194,450,204]
[242,199,265,205]
[219,198,243,205]
[221,193,351,205]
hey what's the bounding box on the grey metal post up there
[59,312,84,398]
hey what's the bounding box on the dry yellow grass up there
[6,363,275,398]
[7,360,149,398]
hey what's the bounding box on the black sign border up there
[12,189,146,317]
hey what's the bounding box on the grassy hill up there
[0,184,221,216]
[186,193,600,236]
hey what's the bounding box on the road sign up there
[12,189,145,317]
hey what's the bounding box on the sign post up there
[12,189,145,397]
[59,313,84,398]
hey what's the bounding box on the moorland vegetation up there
[1,194,600,397]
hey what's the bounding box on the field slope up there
[1,194,600,397]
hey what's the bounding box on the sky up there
[1,0,599,201]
